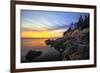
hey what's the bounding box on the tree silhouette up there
[84,14,89,28]
[77,15,84,28]
[76,14,89,30]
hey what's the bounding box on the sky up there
[21,10,88,38]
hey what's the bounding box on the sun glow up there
[21,10,84,39]
[21,30,63,38]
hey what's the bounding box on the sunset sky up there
[21,10,88,38]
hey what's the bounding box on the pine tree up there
[84,14,89,28]
[77,15,84,28]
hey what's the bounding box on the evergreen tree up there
[77,15,84,28]
[84,14,89,28]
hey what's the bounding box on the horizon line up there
[21,37,62,39]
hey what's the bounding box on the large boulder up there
[25,50,42,62]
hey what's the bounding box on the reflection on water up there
[21,38,59,62]
[21,38,49,56]
[21,38,47,49]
